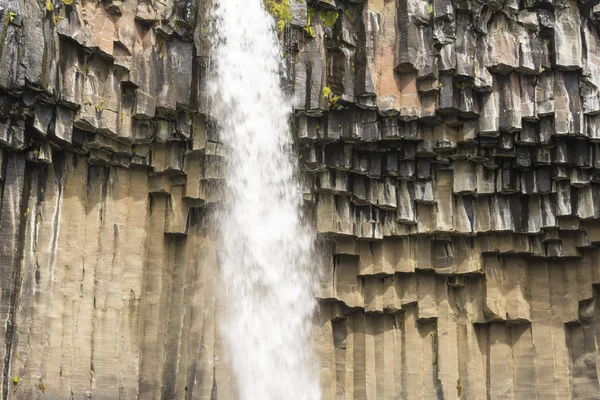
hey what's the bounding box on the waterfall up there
[209,1,321,399]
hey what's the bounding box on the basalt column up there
[0,0,599,399]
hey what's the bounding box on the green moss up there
[427,4,433,15]
[319,10,338,28]
[456,379,462,397]
[12,377,19,385]
[95,98,105,112]
[8,12,16,22]
[265,0,292,32]
[303,7,314,37]
[322,86,341,107]
[266,0,292,21]
[45,0,54,12]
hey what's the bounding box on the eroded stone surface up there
[0,0,600,398]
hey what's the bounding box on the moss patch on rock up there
[323,86,341,107]
[265,0,292,32]
[303,7,338,37]
[318,10,338,28]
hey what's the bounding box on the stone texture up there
[0,0,599,399]
[292,0,600,398]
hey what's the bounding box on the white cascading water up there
[209,1,321,399]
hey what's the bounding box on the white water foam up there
[209,1,321,399]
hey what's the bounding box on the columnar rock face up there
[0,0,600,399]
[290,0,600,398]
[0,1,229,399]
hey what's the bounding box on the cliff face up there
[0,1,227,399]
[301,0,600,398]
[0,0,599,399]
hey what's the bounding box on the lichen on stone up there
[318,9,338,28]
[322,86,340,107]
[265,0,292,32]
[303,7,315,37]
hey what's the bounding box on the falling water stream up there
[209,0,320,399]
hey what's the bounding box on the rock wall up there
[297,0,600,398]
[0,0,599,399]
[0,0,231,399]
